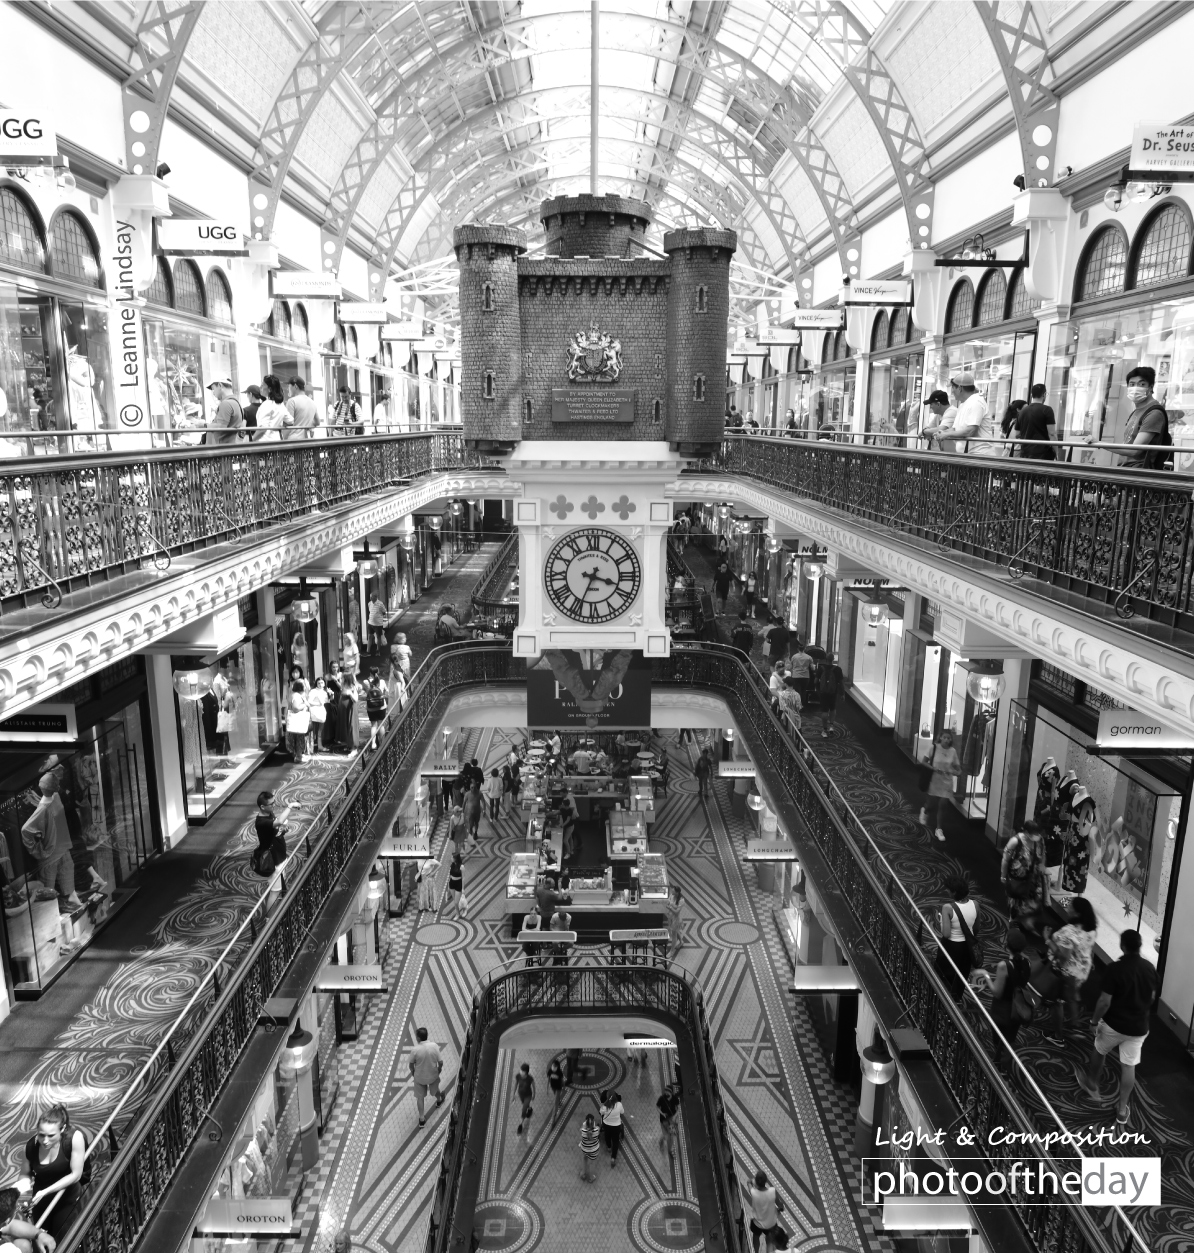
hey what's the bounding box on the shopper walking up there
[367,594,388,652]
[306,677,328,754]
[948,371,996,455]
[764,615,790,662]
[1016,383,1057,460]
[1047,896,1097,1032]
[579,1113,601,1182]
[282,377,318,440]
[242,383,263,431]
[513,1062,536,1136]
[364,668,388,750]
[407,1027,444,1128]
[462,783,482,856]
[731,613,754,656]
[332,386,364,435]
[777,677,803,734]
[19,1104,86,1240]
[1001,820,1048,923]
[657,1083,680,1157]
[982,928,1032,1071]
[341,631,361,680]
[768,660,787,709]
[203,378,243,445]
[599,1091,630,1166]
[748,1170,785,1252]
[416,854,440,912]
[252,374,287,441]
[253,791,289,875]
[787,641,812,704]
[712,562,732,616]
[547,1058,565,1123]
[694,748,712,800]
[446,852,464,918]
[923,729,960,842]
[484,768,504,821]
[390,631,413,682]
[935,875,977,1002]
[285,681,310,764]
[815,652,843,738]
[1078,928,1158,1122]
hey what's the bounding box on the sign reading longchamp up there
[1096,709,1193,751]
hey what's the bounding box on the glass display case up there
[629,776,656,824]
[637,852,669,899]
[507,852,538,900]
[608,809,647,860]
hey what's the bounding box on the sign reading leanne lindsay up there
[271,271,342,299]
[1131,122,1194,175]
[842,280,912,306]
[156,219,247,256]
[527,650,651,727]
[1096,709,1193,751]
[0,110,57,160]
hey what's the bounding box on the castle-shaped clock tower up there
[454,195,736,659]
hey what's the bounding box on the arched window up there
[696,285,708,312]
[48,210,101,288]
[1006,269,1039,320]
[821,331,834,363]
[482,282,493,311]
[294,304,309,345]
[786,344,803,372]
[173,260,205,316]
[268,299,292,340]
[347,325,358,357]
[1077,226,1127,301]
[870,310,889,351]
[945,279,974,332]
[975,271,1007,326]
[146,256,174,307]
[205,269,233,323]
[0,187,46,273]
[694,374,706,401]
[524,399,532,423]
[483,370,494,399]
[653,398,662,422]
[335,323,346,355]
[833,329,852,361]
[1132,204,1193,290]
[890,307,909,347]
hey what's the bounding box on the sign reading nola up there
[567,319,623,383]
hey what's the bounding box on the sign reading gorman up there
[1096,709,1193,751]
[552,388,635,423]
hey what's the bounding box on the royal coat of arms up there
[566,319,622,383]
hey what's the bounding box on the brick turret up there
[454,224,528,452]
[663,227,737,454]
[541,194,653,259]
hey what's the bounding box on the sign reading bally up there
[0,110,57,160]
[157,219,247,256]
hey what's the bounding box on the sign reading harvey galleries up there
[1096,709,1194,751]
[1131,122,1194,174]
[157,219,247,256]
[0,110,57,160]
[842,279,912,306]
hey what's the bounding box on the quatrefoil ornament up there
[549,495,574,519]
[611,495,636,521]
[580,495,606,520]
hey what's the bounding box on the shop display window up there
[999,700,1178,962]
[848,595,903,727]
[0,701,154,992]
[178,631,281,821]
[946,659,998,821]
[940,329,1035,428]
[894,633,944,764]
[1045,294,1194,458]
[145,318,238,446]
[867,349,924,443]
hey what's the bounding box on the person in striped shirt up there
[579,1114,600,1182]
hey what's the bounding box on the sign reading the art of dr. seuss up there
[1096,709,1194,751]
[112,220,154,449]
[271,271,343,299]
[0,110,57,160]
[841,280,912,307]
[1130,122,1194,174]
[156,218,247,256]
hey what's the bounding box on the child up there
[579,1113,600,1182]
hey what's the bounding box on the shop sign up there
[717,761,755,777]
[1130,122,1194,176]
[744,840,797,861]
[609,928,670,942]
[527,651,651,728]
[381,321,426,341]
[516,931,577,945]
[421,765,462,777]
[0,110,57,160]
[622,1034,676,1049]
[412,336,451,353]
[272,271,342,299]
[1096,710,1193,751]
[112,221,153,449]
[379,829,430,859]
[156,218,246,256]
[790,309,847,329]
[0,702,77,742]
[315,964,386,992]
[195,1197,295,1236]
[339,302,389,324]
[842,280,912,307]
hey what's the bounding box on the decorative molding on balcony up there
[672,477,1194,739]
[0,473,520,720]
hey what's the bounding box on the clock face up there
[544,528,642,623]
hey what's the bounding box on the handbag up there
[216,709,233,732]
[1011,986,1034,1023]
[917,761,934,792]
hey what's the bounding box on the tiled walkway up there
[295,730,889,1253]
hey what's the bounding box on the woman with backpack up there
[364,668,388,750]
[935,875,977,1002]
[1001,820,1048,923]
[20,1103,87,1239]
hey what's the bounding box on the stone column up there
[984,657,1032,844]
[144,654,187,849]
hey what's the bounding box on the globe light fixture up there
[805,562,825,582]
[450,499,463,517]
[747,792,765,811]
[966,669,1006,706]
[173,666,215,701]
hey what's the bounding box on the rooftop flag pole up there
[590,0,599,194]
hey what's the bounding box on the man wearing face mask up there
[1110,366,1170,470]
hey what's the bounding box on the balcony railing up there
[425,962,745,1253]
[469,531,519,630]
[0,431,485,615]
[716,435,1194,630]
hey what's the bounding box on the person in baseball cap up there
[949,370,976,388]
[204,378,244,446]
[241,384,263,432]
[947,370,995,455]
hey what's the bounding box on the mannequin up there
[1062,786,1099,894]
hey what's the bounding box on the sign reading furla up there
[0,111,57,160]
[157,219,247,256]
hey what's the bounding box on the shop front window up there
[178,632,280,821]
[999,700,1178,962]
[1045,295,1194,456]
[0,187,45,272]
[848,595,903,727]
[894,633,944,764]
[944,329,1036,429]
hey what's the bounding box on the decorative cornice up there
[0,474,518,721]
[671,477,1194,738]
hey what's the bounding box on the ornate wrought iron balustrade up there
[425,963,745,1253]
[0,432,483,614]
[716,436,1194,630]
[469,531,519,629]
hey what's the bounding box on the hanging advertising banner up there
[0,702,78,743]
[757,329,803,344]
[841,280,912,307]
[1096,710,1193,751]
[788,308,845,329]
[315,964,386,993]
[1129,122,1194,178]
[381,321,426,341]
[526,651,652,728]
[112,219,154,450]
[272,271,343,299]
[379,828,430,859]
[0,110,57,161]
[195,1197,296,1237]
[339,302,389,324]
[156,219,247,256]
[744,840,798,861]
[717,761,755,777]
